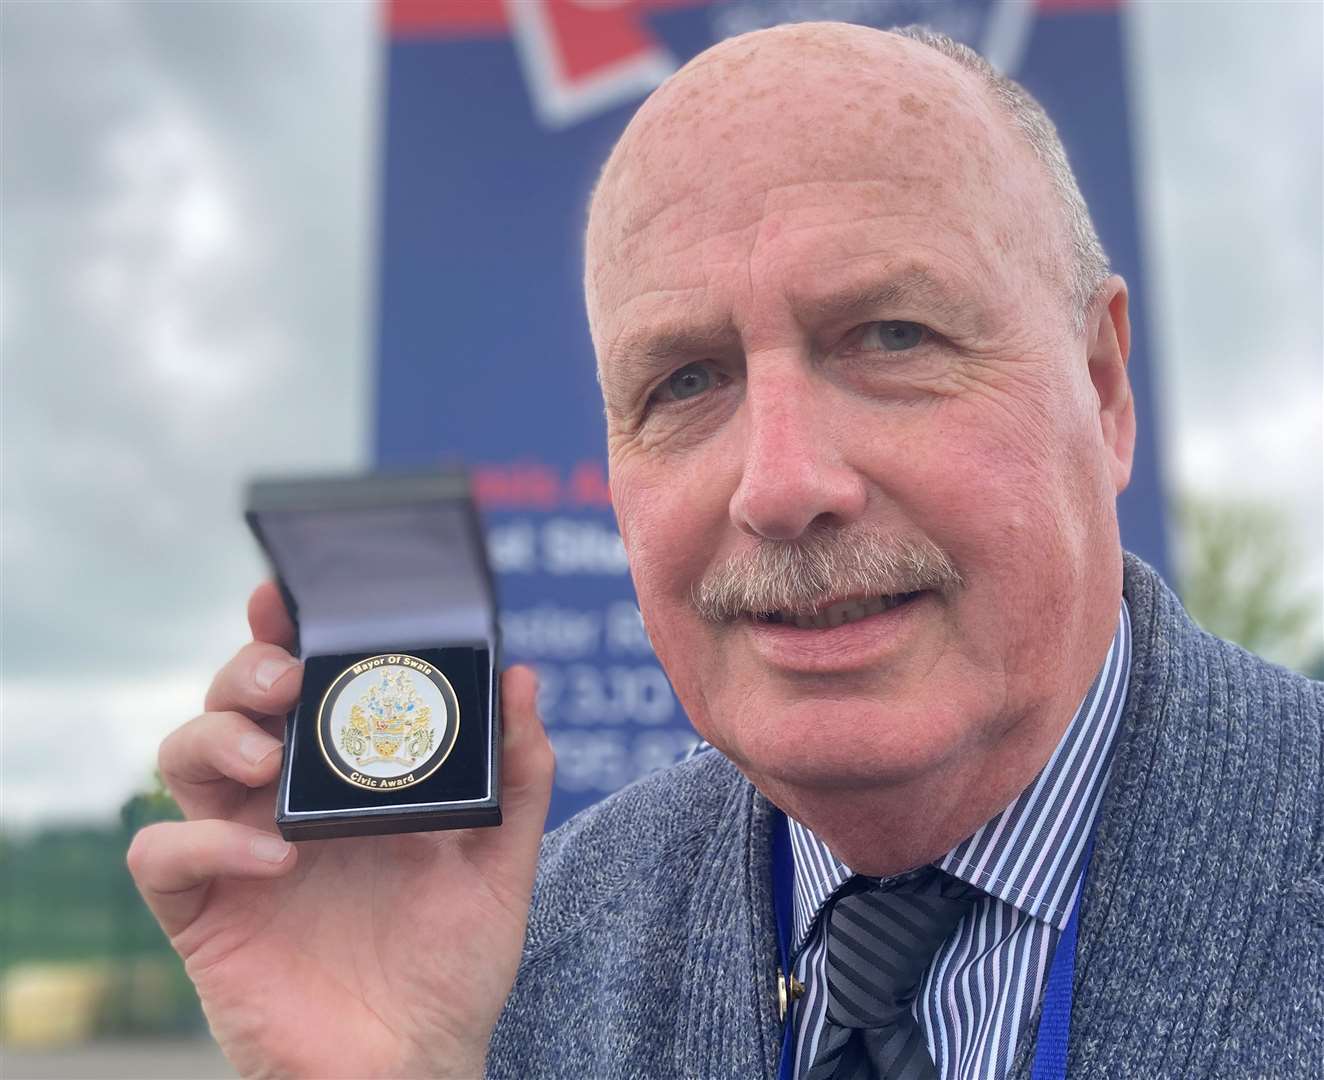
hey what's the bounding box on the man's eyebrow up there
[603,322,737,392]
[798,267,978,328]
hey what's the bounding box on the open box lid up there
[245,471,495,660]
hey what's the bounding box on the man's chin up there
[737,749,947,797]
[705,700,966,794]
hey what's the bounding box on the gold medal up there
[316,654,460,791]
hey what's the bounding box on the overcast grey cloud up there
[2,1,374,825]
[1,1,1320,828]
[1129,3,1322,537]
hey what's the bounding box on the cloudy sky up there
[2,1,1320,829]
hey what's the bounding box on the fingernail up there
[251,835,291,863]
[255,656,298,692]
[239,732,282,765]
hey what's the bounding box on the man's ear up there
[1087,275,1135,494]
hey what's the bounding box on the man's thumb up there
[498,665,555,824]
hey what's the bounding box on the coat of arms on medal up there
[340,668,436,767]
[316,654,461,791]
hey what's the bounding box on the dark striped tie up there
[805,869,981,1080]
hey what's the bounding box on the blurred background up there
[2,1,1320,1075]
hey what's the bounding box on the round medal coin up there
[317,654,460,792]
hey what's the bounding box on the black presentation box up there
[246,471,500,841]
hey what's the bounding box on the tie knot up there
[823,869,980,1030]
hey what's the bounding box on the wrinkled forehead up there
[585,29,1054,332]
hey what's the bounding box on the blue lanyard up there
[771,810,797,1080]
[1027,833,1094,1080]
[770,811,1095,1080]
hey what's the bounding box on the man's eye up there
[661,362,715,401]
[861,321,927,351]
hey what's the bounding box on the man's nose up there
[728,361,869,540]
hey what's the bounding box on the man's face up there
[587,30,1131,839]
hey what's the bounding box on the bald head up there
[585,22,1107,346]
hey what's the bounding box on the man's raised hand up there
[127,581,554,1078]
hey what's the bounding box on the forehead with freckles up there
[584,23,1068,362]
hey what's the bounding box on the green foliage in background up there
[1176,493,1322,675]
[0,774,204,1035]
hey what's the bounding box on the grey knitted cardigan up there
[488,556,1323,1078]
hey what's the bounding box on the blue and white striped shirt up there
[788,602,1132,1080]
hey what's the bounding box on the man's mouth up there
[749,590,924,629]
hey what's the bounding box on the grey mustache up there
[692,529,962,622]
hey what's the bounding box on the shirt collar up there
[788,601,1132,949]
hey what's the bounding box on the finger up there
[499,665,556,819]
[127,819,297,938]
[248,580,296,649]
[159,711,285,820]
[459,666,554,881]
[204,640,303,718]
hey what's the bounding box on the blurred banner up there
[374,0,1167,827]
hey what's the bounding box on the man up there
[128,22,1322,1080]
